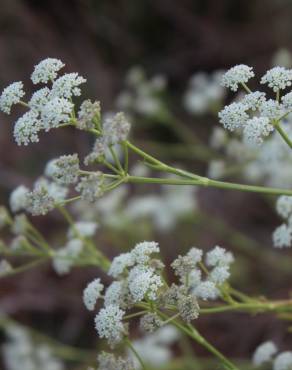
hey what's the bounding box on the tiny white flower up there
[131,241,160,264]
[221,64,254,91]
[31,58,65,84]
[0,81,25,114]
[259,99,284,120]
[13,110,43,145]
[193,281,219,300]
[261,66,292,92]
[53,239,83,275]
[252,341,277,366]
[104,281,124,307]
[45,154,79,184]
[9,185,29,212]
[108,252,135,278]
[28,87,51,111]
[209,265,230,285]
[68,221,98,238]
[94,305,125,346]
[206,246,234,267]
[282,91,292,111]
[243,117,274,146]
[128,265,163,302]
[273,224,292,248]
[187,247,203,263]
[51,73,86,99]
[242,91,266,111]
[276,196,292,219]
[41,97,73,130]
[75,173,104,202]
[273,351,292,370]
[218,102,249,131]
[83,278,104,311]
[103,112,131,145]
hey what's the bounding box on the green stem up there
[169,318,238,370]
[125,337,147,370]
[200,300,292,314]
[126,175,292,196]
[241,82,252,94]
[274,122,292,150]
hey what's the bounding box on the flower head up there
[273,224,292,248]
[52,239,83,275]
[261,66,292,92]
[75,173,104,202]
[77,99,100,130]
[51,73,86,99]
[131,241,160,264]
[103,112,131,145]
[108,253,135,278]
[218,102,249,131]
[193,281,219,301]
[206,246,234,267]
[274,351,292,370]
[45,154,80,184]
[31,58,65,84]
[221,64,254,91]
[94,305,126,346]
[9,185,29,212]
[252,341,277,366]
[0,82,25,114]
[83,278,104,311]
[28,87,51,111]
[276,196,292,219]
[128,265,163,302]
[242,91,266,111]
[41,97,73,129]
[13,110,43,145]
[243,117,274,146]
[259,99,284,120]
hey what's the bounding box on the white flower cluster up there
[125,180,198,231]
[171,245,233,301]
[3,324,64,370]
[45,154,80,185]
[252,341,292,370]
[184,70,226,115]
[0,57,86,145]
[85,241,234,349]
[116,66,167,117]
[0,81,25,114]
[9,178,68,216]
[76,172,104,202]
[221,64,254,91]
[83,111,131,166]
[212,121,292,188]
[128,326,180,369]
[218,65,292,146]
[83,278,104,311]
[52,238,84,275]
[85,241,163,346]
[273,196,292,248]
[261,66,292,92]
[252,341,278,366]
[97,352,134,370]
[67,221,98,239]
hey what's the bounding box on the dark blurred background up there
[1,1,292,368]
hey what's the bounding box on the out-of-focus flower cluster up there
[252,340,292,370]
